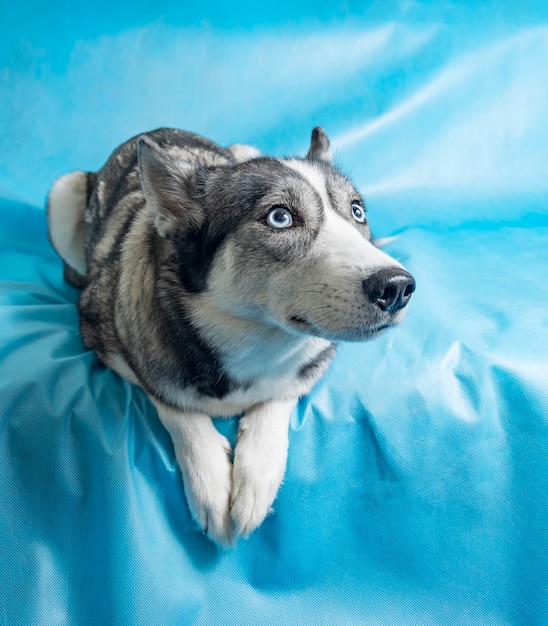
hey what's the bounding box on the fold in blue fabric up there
[1,2,547,624]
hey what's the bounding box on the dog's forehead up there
[282,159,357,198]
[282,158,362,219]
[203,157,359,245]
[207,159,316,217]
[282,159,338,208]
[228,157,356,207]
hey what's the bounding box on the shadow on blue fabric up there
[1,1,547,624]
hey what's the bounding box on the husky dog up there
[47,127,415,546]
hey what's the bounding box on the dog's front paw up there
[230,421,288,539]
[180,431,234,547]
[230,465,277,539]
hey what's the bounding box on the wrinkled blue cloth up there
[1,2,547,624]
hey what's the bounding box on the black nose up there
[363,269,416,313]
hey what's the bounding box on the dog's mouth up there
[288,315,393,340]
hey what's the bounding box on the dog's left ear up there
[138,136,205,238]
[306,126,332,163]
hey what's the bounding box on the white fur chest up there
[167,333,333,417]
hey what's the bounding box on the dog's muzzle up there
[363,268,416,314]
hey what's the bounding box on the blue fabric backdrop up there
[1,2,547,624]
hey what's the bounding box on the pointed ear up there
[306,126,332,163]
[137,136,204,237]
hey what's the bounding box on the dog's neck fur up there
[143,294,335,416]
[187,292,333,385]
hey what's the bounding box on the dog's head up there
[138,128,414,342]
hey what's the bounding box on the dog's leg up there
[230,398,297,539]
[152,400,234,546]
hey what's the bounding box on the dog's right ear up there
[138,136,204,237]
[306,126,332,163]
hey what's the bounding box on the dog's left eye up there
[351,202,366,223]
[267,207,293,229]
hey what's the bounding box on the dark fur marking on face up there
[171,226,227,294]
[201,159,325,265]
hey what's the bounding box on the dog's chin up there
[287,315,395,342]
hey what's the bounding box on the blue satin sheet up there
[1,2,547,624]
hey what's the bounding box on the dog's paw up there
[230,467,277,539]
[230,422,287,539]
[180,432,234,547]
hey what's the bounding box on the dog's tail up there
[47,170,96,288]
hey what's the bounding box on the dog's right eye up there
[267,207,293,229]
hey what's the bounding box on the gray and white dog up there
[47,127,415,546]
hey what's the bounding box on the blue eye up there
[267,207,293,229]
[351,201,366,223]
